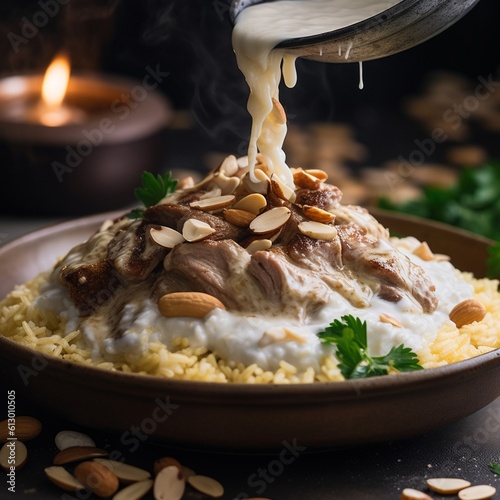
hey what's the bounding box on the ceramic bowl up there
[0,209,498,451]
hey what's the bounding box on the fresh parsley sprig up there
[128,171,178,219]
[317,315,422,379]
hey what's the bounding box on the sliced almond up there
[250,207,291,234]
[190,195,235,212]
[0,416,42,442]
[219,155,239,176]
[158,292,225,319]
[177,176,195,190]
[233,193,267,215]
[245,239,273,255]
[458,485,496,500]
[305,168,328,182]
[298,220,338,241]
[200,187,222,199]
[302,205,335,223]
[74,461,120,498]
[55,431,95,451]
[401,488,432,500]
[293,169,321,190]
[211,172,240,195]
[154,465,185,500]
[53,446,108,465]
[427,478,471,494]
[113,479,154,500]
[94,458,151,484]
[412,241,435,261]
[150,226,185,249]
[0,441,27,472]
[449,299,487,328]
[223,208,256,227]
[182,219,216,242]
[270,97,286,125]
[380,313,403,328]
[188,475,224,498]
[270,174,296,202]
[243,169,270,194]
[154,457,183,476]
[45,466,85,492]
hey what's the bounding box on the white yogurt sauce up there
[232,0,402,187]
[36,238,473,373]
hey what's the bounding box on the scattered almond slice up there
[302,205,335,223]
[53,446,108,465]
[94,458,151,484]
[250,207,291,234]
[305,168,328,182]
[298,220,338,241]
[113,479,154,500]
[449,299,487,328]
[158,292,225,319]
[150,226,185,249]
[246,239,273,255]
[224,208,256,227]
[188,475,224,498]
[401,488,432,500]
[271,174,296,202]
[234,193,267,215]
[182,219,216,242]
[190,195,235,212]
[154,457,184,476]
[212,172,240,195]
[426,478,471,494]
[55,430,95,451]
[45,466,85,492]
[154,465,185,500]
[458,485,496,500]
[74,461,120,498]
[259,327,308,347]
[412,242,434,261]
[380,313,403,328]
[0,441,27,472]
[294,169,321,190]
[243,169,270,194]
[200,187,222,199]
[0,416,42,442]
[219,155,239,176]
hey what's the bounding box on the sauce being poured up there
[232,0,402,187]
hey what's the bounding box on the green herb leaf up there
[317,315,422,379]
[127,208,144,220]
[134,171,178,209]
[488,462,500,475]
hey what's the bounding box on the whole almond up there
[449,299,487,328]
[154,457,184,476]
[0,416,41,442]
[74,461,119,498]
[45,466,85,492]
[154,465,185,500]
[93,458,151,484]
[401,488,432,500]
[427,478,471,494]
[113,479,154,500]
[54,446,108,465]
[55,430,95,451]
[0,441,28,472]
[158,292,225,319]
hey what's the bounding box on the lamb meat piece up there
[295,183,343,211]
[107,219,167,281]
[58,217,131,316]
[336,223,438,313]
[144,203,246,241]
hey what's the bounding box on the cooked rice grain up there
[1,272,499,383]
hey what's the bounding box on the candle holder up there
[0,73,171,215]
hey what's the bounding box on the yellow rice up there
[1,271,499,383]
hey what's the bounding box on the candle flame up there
[41,52,70,108]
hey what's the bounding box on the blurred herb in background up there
[379,161,500,278]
